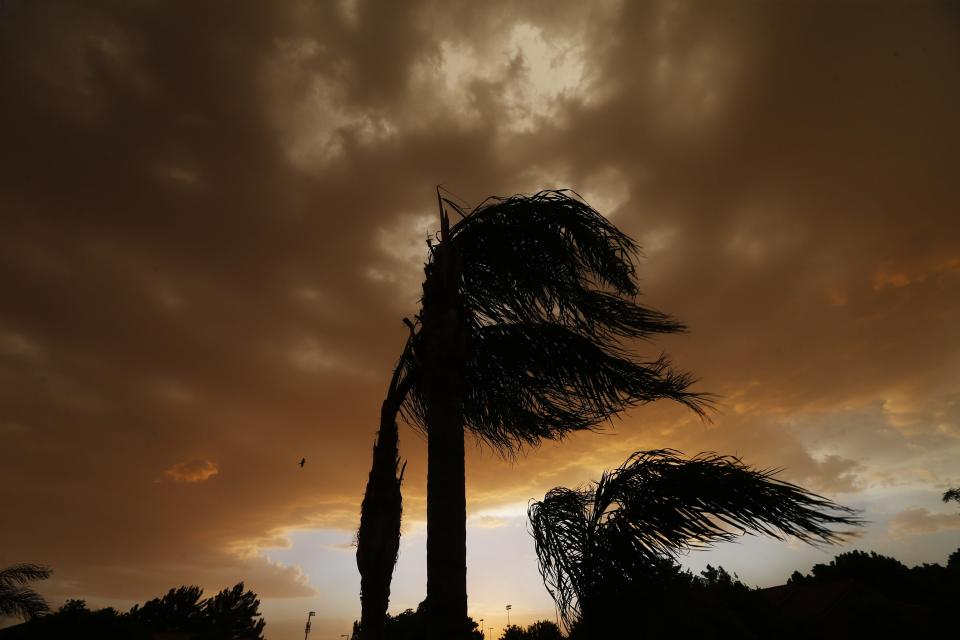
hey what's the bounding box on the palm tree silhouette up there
[378,190,708,638]
[356,336,415,640]
[0,563,52,621]
[528,449,860,633]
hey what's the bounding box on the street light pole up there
[479,618,484,639]
[303,611,315,640]
[505,604,512,628]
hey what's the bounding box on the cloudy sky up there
[2,0,959,637]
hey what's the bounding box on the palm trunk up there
[425,381,467,639]
[420,210,469,640]
[356,354,414,640]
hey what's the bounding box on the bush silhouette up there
[0,582,265,640]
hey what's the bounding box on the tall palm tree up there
[0,564,52,621]
[528,449,861,633]
[393,190,708,639]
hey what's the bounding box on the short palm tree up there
[382,190,709,638]
[528,449,861,633]
[0,564,52,621]
[356,337,415,640]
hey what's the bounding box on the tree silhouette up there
[523,620,565,640]
[129,585,205,633]
[498,620,565,640]
[0,564,51,621]
[528,449,860,633]
[2,582,266,639]
[499,624,527,640]
[129,582,265,639]
[387,190,707,638]
[356,337,415,640]
[202,582,266,639]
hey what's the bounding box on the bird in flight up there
[299,457,306,468]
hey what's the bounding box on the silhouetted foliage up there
[356,338,414,640]
[561,560,769,639]
[948,548,960,572]
[498,620,564,640]
[499,624,526,640]
[0,582,265,640]
[349,602,483,640]
[391,189,709,638]
[763,548,960,639]
[202,583,266,639]
[810,551,909,588]
[786,570,806,585]
[944,487,960,506]
[0,564,51,621]
[0,599,149,640]
[529,449,859,635]
[545,548,960,640]
[130,585,205,632]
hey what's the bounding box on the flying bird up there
[299,457,306,468]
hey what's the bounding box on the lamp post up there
[505,604,512,628]
[479,618,484,639]
[303,611,315,640]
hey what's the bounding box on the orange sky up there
[2,1,959,637]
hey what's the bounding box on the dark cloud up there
[1,0,958,629]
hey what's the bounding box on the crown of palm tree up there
[528,449,861,628]
[400,190,709,452]
[0,563,52,621]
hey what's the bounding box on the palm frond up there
[0,564,52,588]
[943,487,960,505]
[452,190,641,305]
[596,450,861,550]
[452,191,666,344]
[401,190,710,451]
[0,586,50,620]
[403,324,709,452]
[529,450,861,628]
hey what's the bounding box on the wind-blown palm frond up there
[402,191,711,451]
[943,487,960,506]
[450,191,642,307]
[0,587,50,620]
[457,325,701,450]
[0,564,51,620]
[0,564,51,587]
[528,450,861,628]
[450,192,678,341]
